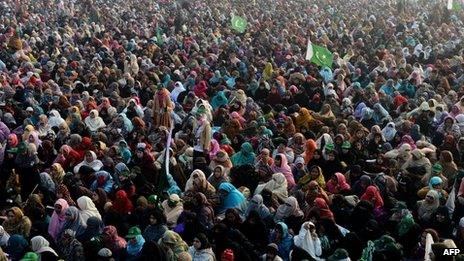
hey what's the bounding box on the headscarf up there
[326,172,351,193]
[211,91,228,110]
[126,235,145,256]
[48,198,69,240]
[257,172,289,200]
[271,153,295,187]
[73,151,103,173]
[298,165,326,189]
[158,231,189,261]
[0,226,10,247]
[275,196,304,221]
[102,226,127,252]
[360,186,384,209]
[170,82,186,102]
[112,190,134,215]
[2,207,30,237]
[161,194,183,227]
[77,196,101,223]
[6,235,28,261]
[56,184,76,206]
[304,139,317,164]
[272,222,293,259]
[382,122,397,142]
[31,236,58,257]
[218,183,245,214]
[62,206,87,237]
[230,142,255,167]
[48,110,65,128]
[84,109,106,131]
[293,222,322,260]
[314,198,334,220]
[245,194,270,219]
[418,190,440,222]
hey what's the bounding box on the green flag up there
[306,40,333,68]
[231,15,247,33]
[156,27,164,46]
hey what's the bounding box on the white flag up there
[448,0,453,10]
[305,38,313,61]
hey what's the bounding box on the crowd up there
[0,0,463,260]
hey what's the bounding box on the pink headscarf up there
[209,139,221,159]
[271,153,295,187]
[326,172,351,194]
[48,198,69,240]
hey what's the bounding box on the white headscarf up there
[48,110,65,128]
[77,196,102,223]
[382,122,397,141]
[293,222,323,260]
[31,236,58,257]
[0,226,10,247]
[84,109,106,132]
[170,82,186,102]
[73,151,103,174]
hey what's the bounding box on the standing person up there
[194,108,212,161]
[153,86,173,129]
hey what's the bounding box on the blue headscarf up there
[6,235,28,261]
[126,235,145,256]
[91,171,114,193]
[217,183,245,214]
[272,222,293,261]
[319,67,333,84]
[429,176,443,190]
[211,91,228,110]
[230,142,256,167]
[166,173,182,196]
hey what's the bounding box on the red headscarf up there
[112,190,134,215]
[326,172,351,194]
[304,139,317,164]
[360,185,384,209]
[314,198,334,220]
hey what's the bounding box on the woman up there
[293,221,322,261]
[417,190,440,225]
[48,199,69,241]
[230,142,256,167]
[55,145,81,171]
[208,150,233,175]
[207,165,230,190]
[0,226,10,248]
[298,166,326,190]
[2,207,32,238]
[84,110,106,132]
[73,150,103,174]
[76,196,101,223]
[245,194,271,220]
[102,226,127,258]
[78,216,104,242]
[5,234,29,261]
[217,183,246,215]
[30,236,59,261]
[271,154,295,188]
[50,163,66,185]
[61,206,87,238]
[161,194,184,228]
[23,194,47,236]
[255,173,288,201]
[274,196,304,234]
[360,186,384,212]
[143,209,168,243]
[192,193,215,230]
[55,184,76,206]
[184,169,218,206]
[440,150,458,183]
[312,198,334,221]
[158,231,190,261]
[188,233,215,261]
[270,222,293,261]
[58,229,85,261]
[326,172,351,195]
[112,190,134,216]
[124,227,145,261]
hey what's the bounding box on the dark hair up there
[194,233,211,250]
